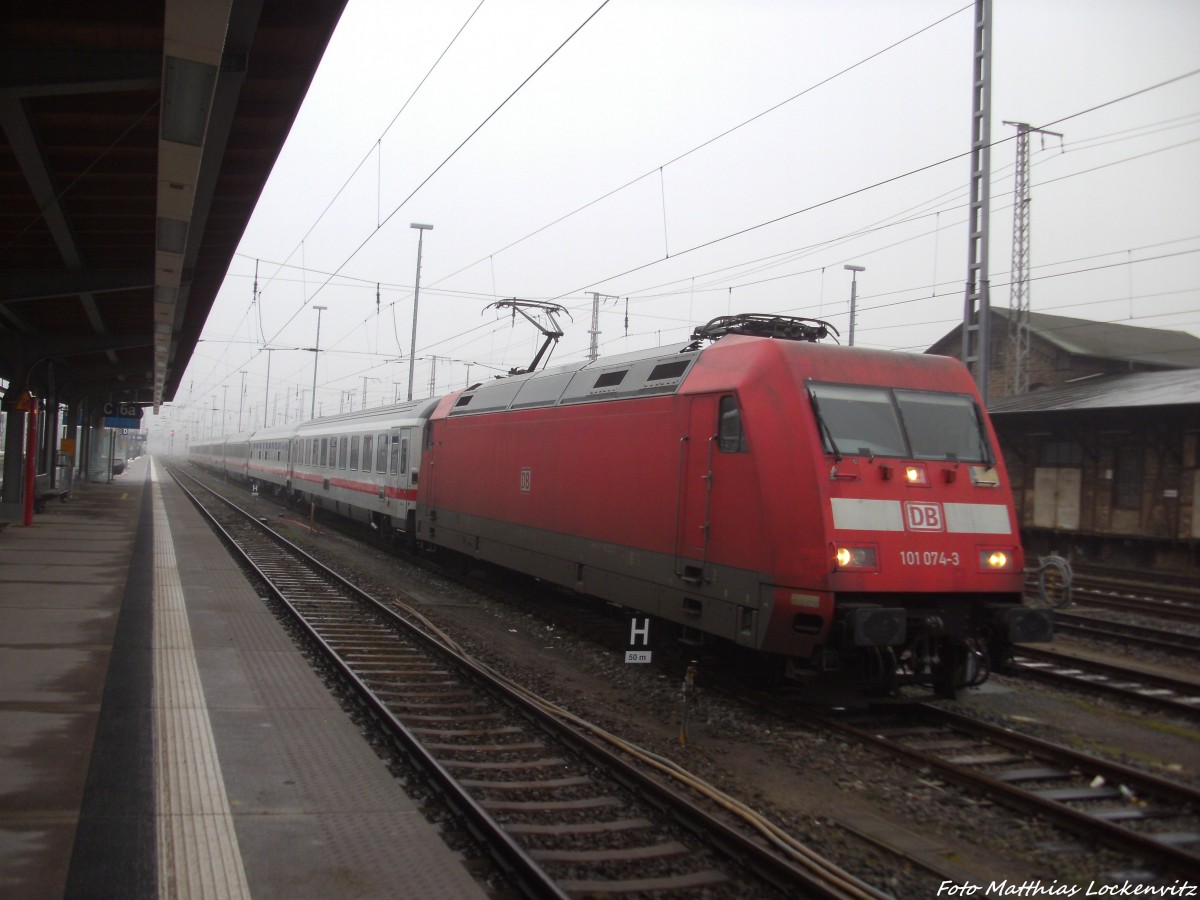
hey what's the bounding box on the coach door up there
[675,395,717,582]
[389,426,419,512]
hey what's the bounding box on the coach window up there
[400,438,409,474]
[362,435,373,473]
[718,396,748,452]
[389,435,401,474]
[376,433,389,473]
[318,438,327,467]
[350,435,360,470]
[339,437,348,470]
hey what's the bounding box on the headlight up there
[979,548,1014,571]
[905,464,928,485]
[835,546,878,570]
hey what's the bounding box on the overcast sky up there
[165,0,1200,437]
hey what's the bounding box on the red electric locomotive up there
[416,314,1051,695]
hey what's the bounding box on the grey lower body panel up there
[420,509,775,650]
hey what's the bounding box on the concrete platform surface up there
[0,455,485,899]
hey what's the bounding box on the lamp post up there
[844,264,865,347]
[310,305,327,419]
[237,370,246,431]
[408,223,433,401]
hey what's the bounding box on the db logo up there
[904,501,944,531]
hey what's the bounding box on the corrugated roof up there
[988,368,1200,414]
[991,309,1200,369]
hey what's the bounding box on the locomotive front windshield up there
[809,382,992,463]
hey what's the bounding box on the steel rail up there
[915,704,1200,806]
[802,703,1200,875]
[1053,611,1200,654]
[1014,646,1200,720]
[1070,588,1200,623]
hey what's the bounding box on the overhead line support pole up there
[1002,120,1063,396]
[408,223,433,401]
[962,0,993,402]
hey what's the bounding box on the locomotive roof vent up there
[687,313,839,348]
[647,359,690,381]
[593,370,628,390]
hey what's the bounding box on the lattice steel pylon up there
[587,293,617,362]
[1003,120,1062,396]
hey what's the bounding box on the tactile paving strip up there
[150,460,252,899]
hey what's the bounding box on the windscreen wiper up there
[808,390,842,462]
[973,404,995,467]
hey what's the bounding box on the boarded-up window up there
[1113,443,1142,510]
[1039,440,1083,467]
[1032,467,1081,530]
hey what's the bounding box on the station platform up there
[0,455,486,899]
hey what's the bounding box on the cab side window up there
[718,396,748,453]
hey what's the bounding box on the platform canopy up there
[0,0,348,413]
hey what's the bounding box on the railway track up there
[166,464,884,899]
[1070,587,1200,623]
[1052,611,1200,655]
[1011,647,1200,721]
[1072,565,1200,595]
[1027,569,1200,623]
[803,701,1200,877]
